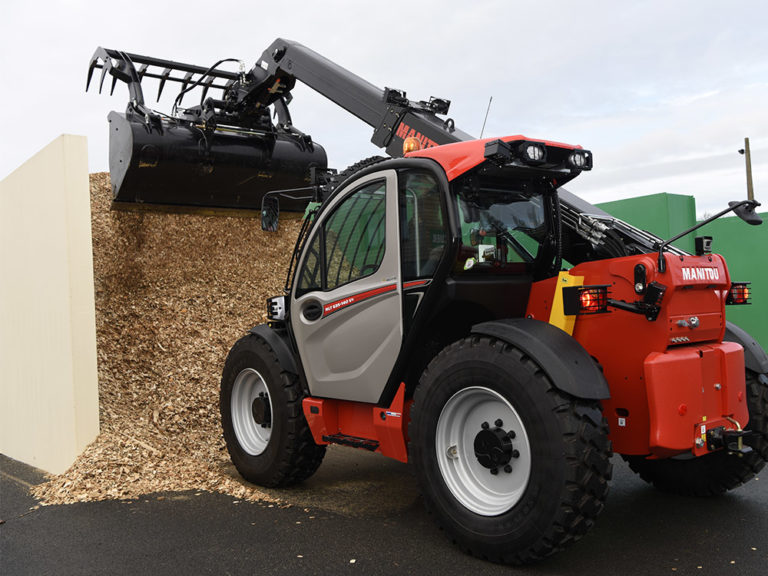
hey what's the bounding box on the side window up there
[297,180,387,295]
[399,172,445,280]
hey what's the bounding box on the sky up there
[1,0,766,218]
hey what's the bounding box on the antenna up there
[480,96,493,138]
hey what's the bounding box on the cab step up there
[321,433,380,451]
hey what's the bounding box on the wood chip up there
[32,173,302,505]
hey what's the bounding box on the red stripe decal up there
[323,284,398,317]
[403,279,431,290]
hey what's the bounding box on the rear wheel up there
[624,370,768,496]
[220,334,325,487]
[409,336,612,565]
[331,156,385,196]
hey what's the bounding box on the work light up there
[568,150,593,171]
[518,141,547,165]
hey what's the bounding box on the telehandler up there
[89,39,768,564]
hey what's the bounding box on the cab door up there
[290,170,402,403]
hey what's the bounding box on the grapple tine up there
[158,67,172,100]
[99,64,109,94]
[86,58,99,91]
[177,71,194,105]
[87,46,112,92]
[200,77,214,103]
[110,75,119,96]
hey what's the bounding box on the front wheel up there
[220,334,325,487]
[409,336,612,565]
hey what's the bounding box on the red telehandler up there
[89,39,768,564]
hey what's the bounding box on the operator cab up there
[281,137,591,406]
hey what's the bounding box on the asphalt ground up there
[2,448,767,576]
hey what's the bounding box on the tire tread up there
[410,336,612,565]
[221,335,325,488]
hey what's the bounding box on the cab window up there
[297,180,387,296]
[399,171,446,280]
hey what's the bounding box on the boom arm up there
[249,39,474,154]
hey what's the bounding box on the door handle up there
[302,301,323,321]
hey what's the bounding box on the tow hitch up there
[706,426,753,455]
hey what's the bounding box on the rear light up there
[726,282,751,305]
[563,285,610,315]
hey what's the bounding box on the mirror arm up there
[656,199,760,272]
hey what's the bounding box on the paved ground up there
[2,449,767,575]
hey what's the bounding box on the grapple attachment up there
[87,48,327,211]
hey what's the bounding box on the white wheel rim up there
[435,386,532,516]
[231,368,273,456]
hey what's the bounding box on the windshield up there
[452,175,551,274]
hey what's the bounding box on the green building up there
[596,193,767,349]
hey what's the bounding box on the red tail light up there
[726,282,751,305]
[563,285,610,315]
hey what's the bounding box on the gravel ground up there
[32,173,302,505]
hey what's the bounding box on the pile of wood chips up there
[32,173,302,505]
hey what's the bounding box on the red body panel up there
[528,252,748,457]
[644,342,747,457]
[303,382,411,462]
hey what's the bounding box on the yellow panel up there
[549,272,583,335]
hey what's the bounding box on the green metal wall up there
[597,193,697,253]
[596,194,767,350]
[697,212,768,350]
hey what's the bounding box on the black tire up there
[220,334,325,487]
[409,336,612,565]
[623,370,768,496]
[332,156,386,195]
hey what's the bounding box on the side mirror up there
[730,200,762,226]
[261,195,279,232]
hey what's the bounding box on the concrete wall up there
[0,135,99,474]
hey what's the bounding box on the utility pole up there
[738,137,754,201]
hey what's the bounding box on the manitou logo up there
[681,267,720,281]
[395,123,439,149]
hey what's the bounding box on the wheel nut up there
[504,464,512,473]
[490,467,498,475]
[507,430,516,439]
[481,421,490,430]
[494,419,504,428]
[512,449,520,459]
